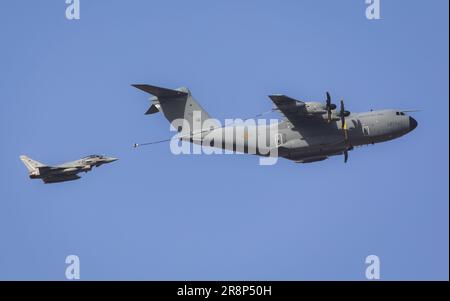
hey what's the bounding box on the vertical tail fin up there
[20,155,45,173]
[132,84,219,134]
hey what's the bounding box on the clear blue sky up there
[0,0,448,280]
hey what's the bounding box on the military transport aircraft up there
[20,155,118,183]
[132,84,418,164]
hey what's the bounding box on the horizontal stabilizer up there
[132,84,188,98]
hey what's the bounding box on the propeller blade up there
[343,120,348,141]
[339,99,351,163]
[340,99,349,142]
[340,100,345,128]
[326,92,332,123]
[340,99,345,115]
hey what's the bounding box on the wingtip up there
[131,84,188,98]
[268,94,285,100]
[131,84,145,90]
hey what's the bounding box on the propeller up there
[339,99,352,163]
[325,92,336,123]
[340,100,348,141]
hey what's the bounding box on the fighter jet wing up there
[268,95,322,126]
[37,166,67,176]
[42,174,81,184]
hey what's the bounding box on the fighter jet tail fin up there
[132,84,220,134]
[20,155,46,172]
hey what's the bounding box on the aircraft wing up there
[268,95,322,126]
[37,166,66,176]
[132,84,188,98]
[42,174,81,184]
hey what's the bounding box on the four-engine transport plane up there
[132,84,418,164]
[20,155,118,183]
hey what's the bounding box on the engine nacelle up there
[339,110,350,117]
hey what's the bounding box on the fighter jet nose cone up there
[409,117,418,131]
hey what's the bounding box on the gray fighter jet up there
[20,155,118,183]
[132,84,418,164]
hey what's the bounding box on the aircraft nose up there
[107,157,118,162]
[409,116,418,131]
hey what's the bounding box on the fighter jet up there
[20,155,118,183]
[132,84,418,164]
